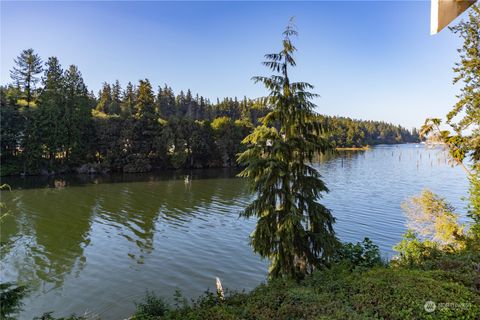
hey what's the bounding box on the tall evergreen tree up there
[238,21,337,279]
[63,65,92,163]
[37,57,66,165]
[134,79,156,119]
[177,90,186,118]
[185,89,196,119]
[132,79,158,165]
[157,85,176,119]
[10,49,43,105]
[121,82,136,118]
[96,82,113,114]
[196,94,206,120]
[111,80,122,115]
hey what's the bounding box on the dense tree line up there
[1,49,418,176]
[319,116,419,147]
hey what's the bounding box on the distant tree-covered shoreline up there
[0,50,418,176]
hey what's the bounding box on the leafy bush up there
[393,230,442,267]
[345,267,480,319]
[131,263,480,319]
[132,291,170,319]
[393,236,480,292]
[128,234,478,319]
[334,237,384,269]
[401,190,466,250]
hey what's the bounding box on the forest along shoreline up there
[1,55,419,177]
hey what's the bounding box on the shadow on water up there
[0,167,242,190]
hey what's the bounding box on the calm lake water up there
[0,144,469,319]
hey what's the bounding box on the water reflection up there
[0,145,468,319]
[2,168,240,190]
[1,170,251,298]
[2,187,95,291]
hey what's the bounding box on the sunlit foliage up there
[238,21,337,279]
[401,190,466,250]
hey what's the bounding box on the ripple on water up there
[0,144,469,319]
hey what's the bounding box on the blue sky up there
[1,1,467,128]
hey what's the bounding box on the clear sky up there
[1,1,467,128]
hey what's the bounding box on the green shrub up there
[335,237,384,269]
[129,234,479,319]
[131,264,480,319]
[393,230,444,267]
[346,267,480,319]
[132,291,170,319]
